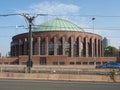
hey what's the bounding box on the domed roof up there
[33,18,84,32]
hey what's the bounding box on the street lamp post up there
[92,17,96,66]
[92,17,95,57]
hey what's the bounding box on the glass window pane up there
[49,41,54,55]
[40,40,45,55]
[33,42,38,55]
[65,41,71,57]
[74,41,78,57]
[57,40,62,55]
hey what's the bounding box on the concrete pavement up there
[0,79,120,90]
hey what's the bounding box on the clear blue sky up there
[0,0,120,56]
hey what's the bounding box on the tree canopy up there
[104,46,118,57]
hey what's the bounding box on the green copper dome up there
[33,18,84,32]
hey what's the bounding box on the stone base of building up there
[0,55,119,66]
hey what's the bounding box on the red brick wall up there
[0,56,118,65]
[17,55,117,65]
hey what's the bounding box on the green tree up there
[104,46,118,57]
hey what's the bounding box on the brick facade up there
[0,18,119,66]
[11,31,104,57]
[7,31,110,65]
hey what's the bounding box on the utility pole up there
[22,14,48,73]
[23,14,35,73]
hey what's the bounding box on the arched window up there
[40,39,45,55]
[57,40,62,55]
[49,40,54,55]
[33,42,38,55]
[94,39,97,57]
[74,41,78,57]
[83,38,86,57]
[89,38,92,57]
[88,42,91,57]
[65,41,71,57]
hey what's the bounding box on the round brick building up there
[11,18,104,65]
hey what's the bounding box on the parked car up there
[95,62,120,69]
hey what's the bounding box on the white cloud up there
[16,1,83,24]
[31,2,80,24]
[16,2,105,35]
[29,2,80,15]
[16,1,93,34]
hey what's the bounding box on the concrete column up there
[99,40,101,57]
[96,39,98,57]
[37,37,40,55]
[78,37,81,57]
[46,37,48,55]
[92,38,94,57]
[54,37,57,56]
[85,37,88,57]
[62,37,65,56]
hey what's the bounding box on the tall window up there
[40,39,45,55]
[74,41,78,57]
[57,40,62,55]
[83,38,86,57]
[88,43,90,57]
[89,38,92,57]
[65,41,71,57]
[94,39,97,57]
[33,42,38,55]
[49,40,54,55]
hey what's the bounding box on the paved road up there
[0,79,120,90]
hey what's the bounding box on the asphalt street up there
[0,79,120,90]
